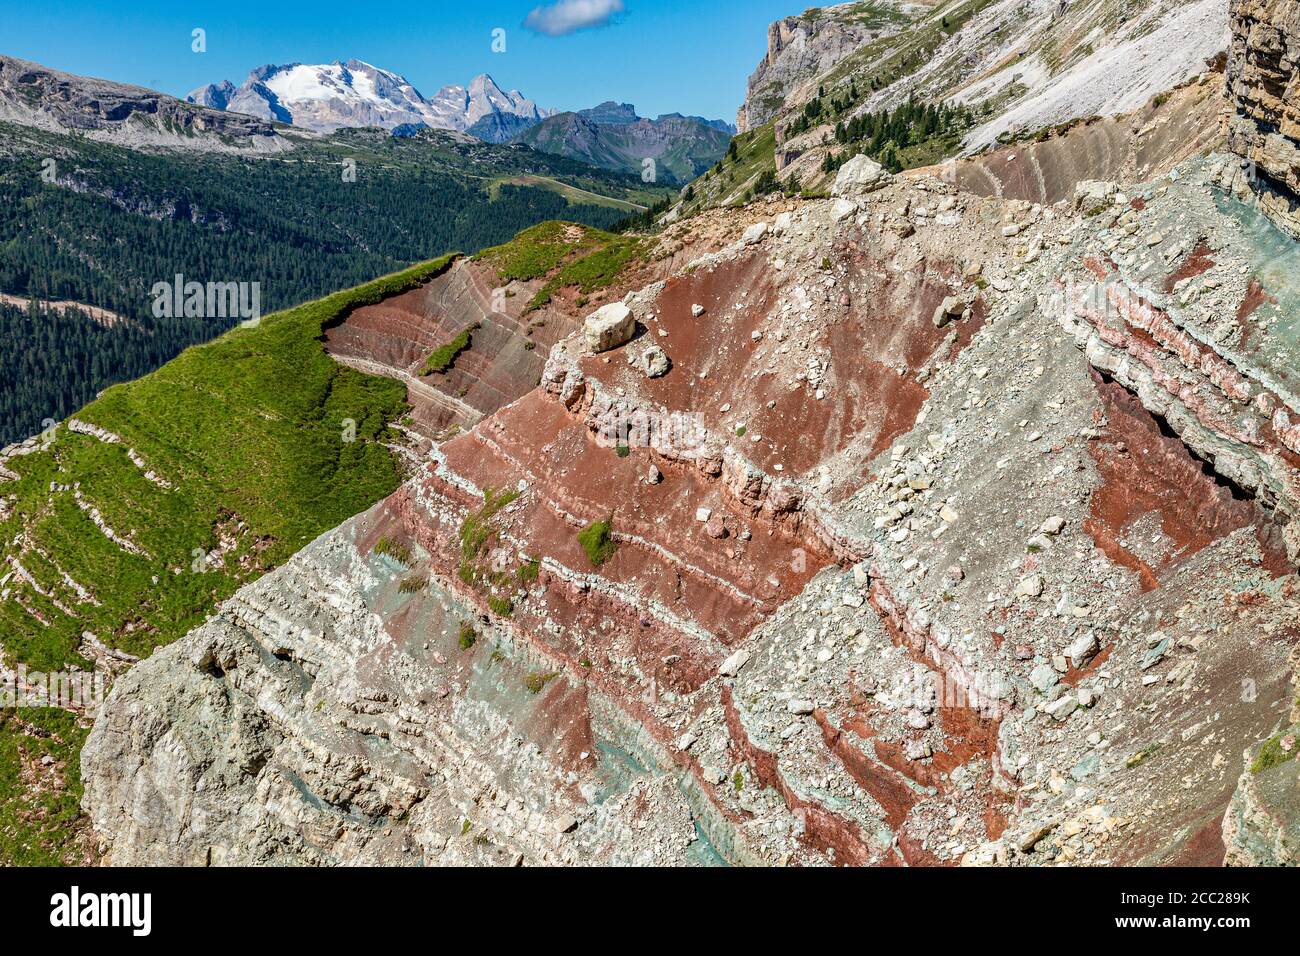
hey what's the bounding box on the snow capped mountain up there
[187,60,553,135]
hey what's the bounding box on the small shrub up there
[525,671,559,694]
[615,444,630,458]
[422,322,479,376]
[578,517,616,567]
[488,595,513,618]
[517,558,540,584]
[459,486,522,563]
[398,574,427,594]
[1251,730,1298,774]
[1125,743,1162,769]
[373,536,412,566]
[458,621,477,650]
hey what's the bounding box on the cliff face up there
[733,0,1229,194]
[0,55,294,153]
[84,145,1300,866]
[737,12,879,132]
[1226,0,1300,234]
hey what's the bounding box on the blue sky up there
[4,0,798,122]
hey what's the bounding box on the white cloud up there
[524,0,625,37]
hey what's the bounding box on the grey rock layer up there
[0,55,292,153]
[1226,0,1300,235]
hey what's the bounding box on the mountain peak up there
[578,101,639,125]
[187,60,552,135]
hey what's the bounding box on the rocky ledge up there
[1226,0,1300,235]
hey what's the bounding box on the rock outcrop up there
[1226,0,1300,235]
[583,303,636,353]
[85,146,1300,867]
[1223,723,1300,865]
[737,0,1228,192]
[737,12,878,132]
[0,55,293,153]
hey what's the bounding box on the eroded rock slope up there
[83,138,1300,864]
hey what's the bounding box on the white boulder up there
[583,303,635,353]
[831,155,890,199]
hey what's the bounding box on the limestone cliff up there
[1226,0,1300,234]
[737,9,881,132]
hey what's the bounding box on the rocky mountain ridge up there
[0,54,296,153]
[732,0,1231,195]
[6,0,1300,869]
[513,105,734,184]
[81,129,1300,865]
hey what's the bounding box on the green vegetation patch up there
[373,535,414,567]
[824,99,979,174]
[1125,743,1163,769]
[1250,729,1298,774]
[0,709,92,866]
[459,487,521,564]
[578,517,617,567]
[0,255,456,674]
[682,123,778,215]
[525,671,560,695]
[456,486,523,617]
[473,222,645,312]
[517,558,540,584]
[422,323,479,375]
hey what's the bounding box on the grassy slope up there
[0,255,462,865]
[722,0,1000,195]
[0,255,456,672]
[0,710,91,866]
[678,123,779,215]
[473,222,647,311]
[0,218,650,866]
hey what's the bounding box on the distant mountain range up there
[512,102,735,184]
[184,59,737,175]
[0,53,672,446]
[187,60,552,135]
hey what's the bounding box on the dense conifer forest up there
[0,123,665,444]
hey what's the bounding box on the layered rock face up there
[85,146,1300,865]
[1226,0,1300,234]
[954,75,1227,205]
[0,55,292,153]
[322,258,584,443]
[737,11,882,132]
[739,0,1228,190]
